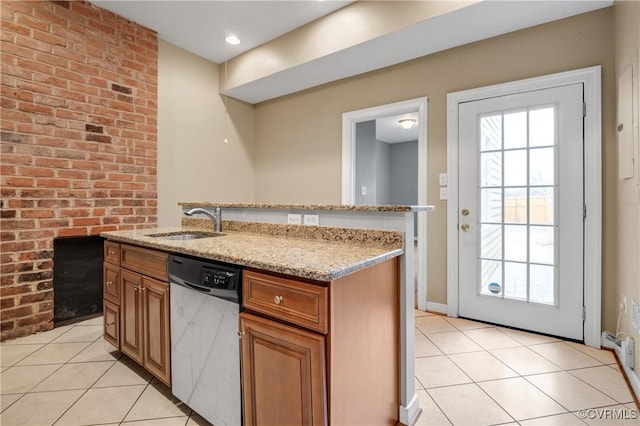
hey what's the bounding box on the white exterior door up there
[458,83,584,340]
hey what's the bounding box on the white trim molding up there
[446,66,602,348]
[341,97,429,311]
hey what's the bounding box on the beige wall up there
[253,9,616,313]
[158,41,255,226]
[613,0,640,376]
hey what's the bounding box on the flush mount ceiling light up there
[225,34,240,45]
[398,118,417,130]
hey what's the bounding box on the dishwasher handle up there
[174,278,213,294]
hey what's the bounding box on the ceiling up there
[92,0,353,64]
[377,113,419,144]
[92,1,613,104]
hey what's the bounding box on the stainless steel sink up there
[147,231,225,241]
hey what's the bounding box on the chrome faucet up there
[184,207,222,233]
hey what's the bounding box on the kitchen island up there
[102,203,433,425]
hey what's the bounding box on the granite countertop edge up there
[178,202,435,212]
[101,227,404,282]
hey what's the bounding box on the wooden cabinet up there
[241,259,400,426]
[142,276,171,385]
[103,242,121,349]
[241,313,326,426]
[120,269,143,364]
[103,241,171,387]
[103,262,120,305]
[103,299,119,348]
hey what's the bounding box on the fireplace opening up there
[53,236,104,325]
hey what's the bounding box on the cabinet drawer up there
[243,270,328,334]
[104,241,120,265]
[121,244,168,281]
[103,299,120,349]
[103,262,120,305]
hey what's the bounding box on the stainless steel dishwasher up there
[168,253,242,426]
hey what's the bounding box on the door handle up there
[461,223,474,232]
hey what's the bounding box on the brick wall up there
[0,1,158,340]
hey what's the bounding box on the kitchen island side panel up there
[329,257,400,425]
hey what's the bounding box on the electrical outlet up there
[439,188,448,200]
[303,214,319,226]
[287,214,302,225]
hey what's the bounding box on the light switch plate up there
[304,214,319,226]
[287,214,302,225]
[439,173,448,186]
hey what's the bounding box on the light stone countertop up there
[101,227,404,282]
[178,202,435,212]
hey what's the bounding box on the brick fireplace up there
[0,1,158,340]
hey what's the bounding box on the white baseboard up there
[426,302,447,315]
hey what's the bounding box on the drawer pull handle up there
[274,295,284,305]
[109,251,116,255]
[106,281,112,286]
[106,322,115,327]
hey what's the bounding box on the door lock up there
[461,209,470,216]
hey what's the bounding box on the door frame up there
[342,97,429,310]
[446,66,602,347]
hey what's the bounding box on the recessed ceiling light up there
[225,35,241,45]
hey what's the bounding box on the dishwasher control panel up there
[201,268,238,290]
[168,254,242,303]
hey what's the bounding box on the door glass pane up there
[530,148,554,186]
[480,115,502,151]
[504,262,527,300]
[504,150,527,186]
[480,188,502,223]
[530,264,555,305]
[475,106,559,305]
[530,226,554,264]
[481,224,502,260]
[481,152,502,187]
[529,107,555,147]
[480,260,502,297]
[504,225,526,262]
[504,111,527,149]
[530,187,554,225]
[504,187,527,224]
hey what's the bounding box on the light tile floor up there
[0,317,210,426]
[415,310,640,426]
[0,312,638,425]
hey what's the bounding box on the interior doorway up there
[341,97,428,310]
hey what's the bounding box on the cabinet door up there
[103,299,119,349]
[142,276,171,386]
[240,313,326,426]
[103,262,120,305]
[120,269,143,363]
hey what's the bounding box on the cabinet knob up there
[106,281,112,286]
[109,251,115,255]
[274,295,284,305]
